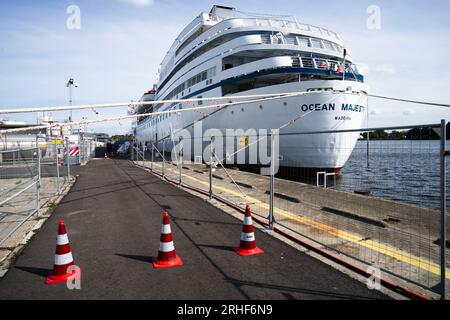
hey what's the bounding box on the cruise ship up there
[135,5,369,172]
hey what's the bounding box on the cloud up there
[372,63,396,75]
[119,0,154,8]
[402,109,416,116]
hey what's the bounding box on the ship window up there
[198,96,203,106]
[311,38,323,48]
[323,41,334,51]
[222,73,300,95]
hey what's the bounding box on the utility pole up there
[66,78,78,135]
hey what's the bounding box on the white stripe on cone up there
[244,217,252,225]
[159,241,175,252]
[54,252,73,265]
[56,234,69,245]
[161,224,171,234]
[241,232,255,242]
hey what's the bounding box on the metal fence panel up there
[136,122,448,299]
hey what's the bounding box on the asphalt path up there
[0,158,388,300]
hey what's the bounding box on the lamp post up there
[66,78,78,134]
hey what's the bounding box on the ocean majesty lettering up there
[300,103,366,113]
[301,103,336,112]
[341,104,365,113]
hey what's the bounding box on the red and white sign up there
[64,147,79,157]
[50,124,62,137]
[68,147,79,157]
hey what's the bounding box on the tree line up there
[360,124,450,140]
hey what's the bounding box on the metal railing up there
[291,56,359,76]
[0,134,95,247]
[0,147,40,247]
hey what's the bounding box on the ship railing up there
[291,56,360,76]
[212,14,342,42]
[208,12,342,42]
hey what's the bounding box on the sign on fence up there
[51,139,63,145]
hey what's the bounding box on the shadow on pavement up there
[14,266,51,277]
[224,277,379,300]
[115,253,154,264]
[197,244,236,253]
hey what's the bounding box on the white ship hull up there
[137,80,368,170]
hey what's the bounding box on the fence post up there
[66,137,71,182]
[151,142,154,171]
[79,137,83,165]
[54,141,60,195]
[367,133,370,168]
[36,137,41,216]
[209,137,214,200]
[179,137,183,186]
[162,140,165,177]
[269,130,275,229]
[440,119,447,300]
[142,143,145,167]
[135,144,138,163]
[130,142,133,161]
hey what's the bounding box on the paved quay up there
[0,159,388,300]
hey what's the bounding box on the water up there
[338,140,444,209]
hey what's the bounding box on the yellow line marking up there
[152,164,450,279]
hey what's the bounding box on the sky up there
[1,0,450,135]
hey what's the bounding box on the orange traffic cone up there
[234,204,264,256]
[152,211,183,269]
[45,220,80,284]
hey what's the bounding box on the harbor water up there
[338,140,444,209]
